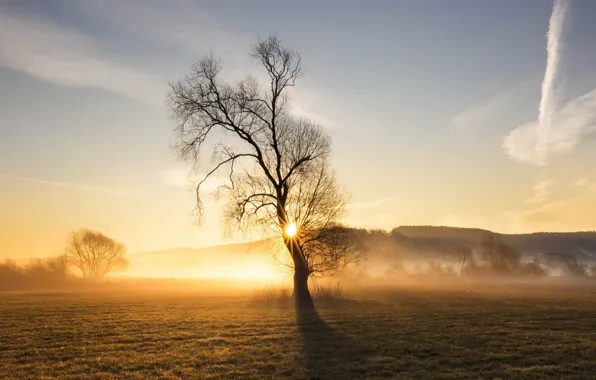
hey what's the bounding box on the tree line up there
[378,232,596,278]
[0,229,128,290]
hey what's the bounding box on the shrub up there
[251,285,292,305]
[520,260,548,277]
[0,255,72,290]
[311,281,345,300]
[543,251,589,277]
[261,285,292,301]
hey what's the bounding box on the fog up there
[3,231,595,296]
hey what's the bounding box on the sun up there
[285,223,298,238]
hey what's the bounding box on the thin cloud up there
[450,80,535,132]
[160,166,195,189]
[507,195,596,232]
[536,0,570,156]
[573,178,589,187]
[348,197,396,210]
[1,1,343,129]
[73,0,344,129]
[501,0,596,165]
[503,88,596,164]
[451,90,515,131]
[572,178,596,194]
[0,5,165,106]
[74,0,251,69]
[0,173,131,196]
[505,174,596,232]
[524,179,555,204]
[159,166,226,194]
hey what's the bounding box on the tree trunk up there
[286,239,314,311]
[293,260,314,311]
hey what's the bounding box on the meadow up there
[1,282,596,379]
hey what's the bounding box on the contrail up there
[536,0,571,163]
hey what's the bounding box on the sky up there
[2,0,596,258]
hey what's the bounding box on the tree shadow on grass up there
[296,304,380,379]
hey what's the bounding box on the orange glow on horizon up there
[119,260,289,283]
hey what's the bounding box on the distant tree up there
[385,261,409,276]
[0,260,24,290]
[456,246,472,276]
[1,255,71,290]
[275,224,365,278]
[480,234,521,274]
[44,254,70,277]
[590,264,596,277]
[520,259,548,277]
[167,36,365,309]
[426,261,455,277]
[64,229,129,278]
[542,251,588,277]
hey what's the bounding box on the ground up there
[1,283,596,379]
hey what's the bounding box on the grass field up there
[1,283,596,379]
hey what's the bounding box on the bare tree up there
[590,263,596,277]
[456,246,472,276]
[480,234,521,274]
[543,251,588,277]
[168,36,364,309]
[64,229,128,278]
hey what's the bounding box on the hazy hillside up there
[392,226,596,259]
[391,226,493,241]
[126,240,282,279]
[126,226,596,278]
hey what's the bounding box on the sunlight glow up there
[121,260,288,282]
[285,223,298,237]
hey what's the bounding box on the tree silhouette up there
[456,246,472,276]
[64,229,128,278]
[168,36,364,309]
[480,234,521,274]
[543,251,588,277]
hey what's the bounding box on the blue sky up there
[1,0,596,257]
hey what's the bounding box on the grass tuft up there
[311,281,345,301]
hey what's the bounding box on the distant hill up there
[391,226,492,241]
[391,226,596,260]
[127,226,596,277]
[127,240,278,278]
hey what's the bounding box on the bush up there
[480,234,521,274]
[259,285,292,302]
[519,260,548,277]
[425,261,456,277]
[0,255,72,290]
[543,252,589,277]
[0,260,26,290]
[311,281,345,300]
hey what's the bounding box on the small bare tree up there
[456,246,472,276]
[480,234,521,274]
[64,229,128,278]
[168,36,364,309]
[543,251,588,277]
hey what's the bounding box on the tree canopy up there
[168,36,364,308]
[64,229,129,278]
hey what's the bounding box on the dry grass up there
[254,285,292,304]
[254,282,345,304]
[311,281,345,301]
[1,284,596,379]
